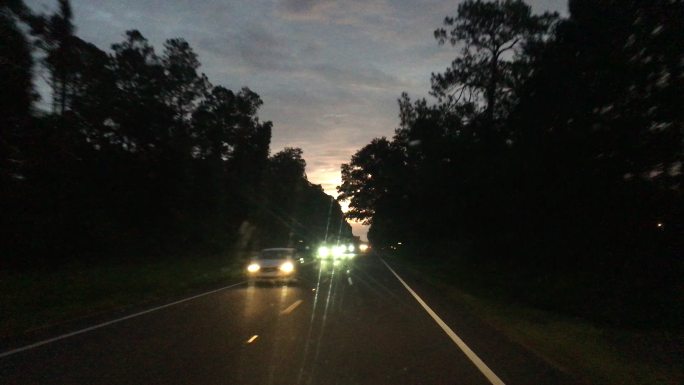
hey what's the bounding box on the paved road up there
[0,255,578,385]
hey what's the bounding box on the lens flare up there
[280,261,294,273]
[317,246,330,258]
[332,245,345,258]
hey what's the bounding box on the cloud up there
[25,0,568,242]
[281,0,319,13]
[303,63,405,91]
[322,113,348,124]
[199,39,406,91]
[278,0,392,25]
[195,25,298,73]
[236,26,298,71]
[278,0,336,22]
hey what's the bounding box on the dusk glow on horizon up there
[25,0,568,241]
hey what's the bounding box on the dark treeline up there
[1,0,351,268]
[339,0,682,327]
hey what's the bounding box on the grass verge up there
[0,254,245,339]
[396,258,683,385]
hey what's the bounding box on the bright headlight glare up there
[347,244,355,252]
[317,246,329,258]
[247,263,260,273]
[280,261,294,273]
[359,244,369,252]
[332,245,345,257]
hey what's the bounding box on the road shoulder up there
[382,255,683,385]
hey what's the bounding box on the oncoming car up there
[246,248,299,284]
[316,243,356,260]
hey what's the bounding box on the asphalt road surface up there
[0,255,578,385]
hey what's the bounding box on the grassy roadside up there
[395,258,683,385]
[0,254,245,339]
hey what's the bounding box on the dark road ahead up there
[0,256,577,385]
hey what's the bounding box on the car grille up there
[261,267,278,273]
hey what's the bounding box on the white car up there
[246,248,298,284]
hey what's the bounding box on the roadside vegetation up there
[396,257,683,385]
[0,253,246,339]
[340,1,682,382]
[339,0,682,330]
[1,0,353,339]
[1,0,352,271]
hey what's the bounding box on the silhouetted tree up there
[254,148,352,248]
[0,1,36,263]
[341,0,682,326]
[433,0,557,131]
[0,1,34,181]
[190,85,272,246]
[162,38,210,123]
[29,0,77,115]
[109,30,171,153]
[1,1,346,266]
[339,138,405,224]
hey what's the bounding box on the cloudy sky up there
[26,0,567,240]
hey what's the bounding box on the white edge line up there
[280,299,304,315]
[0,281,245,359]
[380,258,505,385]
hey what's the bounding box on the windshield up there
[258,249,294,259]
[1,1,681,385]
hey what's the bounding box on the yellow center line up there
[280,299,304,315]
[246,335,259,344]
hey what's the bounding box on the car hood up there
[252,259,290,268]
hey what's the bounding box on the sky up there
[26,0,568,240]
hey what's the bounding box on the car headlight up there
[347,244,355,252]
[280,261,294,273]
[247,263,260,273]
[317,246,329,258]
[332,245,345,258]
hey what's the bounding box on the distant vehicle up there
[246,248,299,284]
[316,243,356,260]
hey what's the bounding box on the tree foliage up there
[340,0,682,327]
[432,0,558,127]
[0,0,351,267]
[0,0,34,183]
